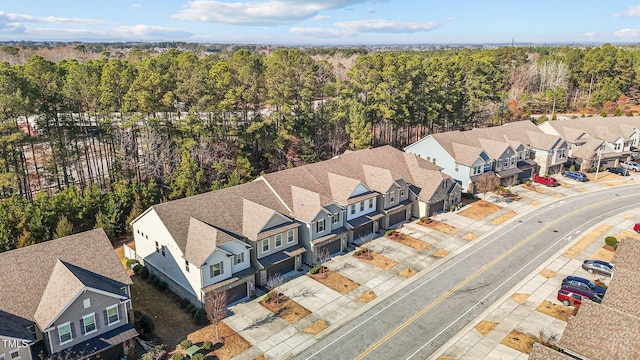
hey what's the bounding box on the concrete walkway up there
[224,173,638,360]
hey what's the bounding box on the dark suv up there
[607,167,630,176]
[562,276,606,297]
[560,285,602,303]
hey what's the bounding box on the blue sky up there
[2,1,640,44]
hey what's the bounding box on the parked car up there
[562,276,606,296]
[582,259,614,277]
[560,285,602,303]
[634,223,640,233]
[533,174,559,186]
[621,161,640,172]
[557,288,585,307]
[562,171,588,182]
[607,167,630,176]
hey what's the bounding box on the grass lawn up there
[458,200,502,220]
[387,232,432,251]
[130,276,200,350]
[261,296,311,324]
[357,252,398,270]
[500,329,539,354]
[417,218,461,234]
[309,270,360,294]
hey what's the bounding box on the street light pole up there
[595,148,603,180]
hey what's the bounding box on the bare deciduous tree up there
[358,232,376,257]
[205,290,228,343]
[475,172,500,204]
[265,273,285,305]
[313,247,332,278]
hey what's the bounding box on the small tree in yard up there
[205,290,228,343]
[265,273,285,305]
[475,172,500,204]
[358,233,375,257]
[313,247,332,278]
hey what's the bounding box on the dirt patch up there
[253,355,265,360]
[529,200,541,206]
[418,219,461,235]
[621,214,636,219]
[309,270,360,294]
[130,276,200,350]
[355,290,377,303]
[511,293,529,304]
[261,297,311,324]
[387,232,432,251]
[557,180,572,187]
[495,191,523,201]
[436,358,456,360]
[616,229,640,241]
[539,269,556,279]
[303,319,327,334]
[358,252,399,270]
[462,232,477,240]
[590,247,615,262]
[587,172,616,182]
[490,210,517,225]
[431,249,449,258]
[524,185,548,194]
[186,321,251,360]
[605,180,636,186]
[536,300,576,322]
[553,193,565,198]
[399,267,416,277]
[575,187,587,192]
[475,320,499,336]
[458,200,502,220]
[563,224,612,258]
[500,329,539,354]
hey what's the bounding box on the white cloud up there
[0,11,107,25]
[290,26,351,38]
[613,28,640,39]
[368,8,376,13]
[172,0,372,25]
[613,5,640,17]
[334,19,439,33]
[0,24,192,42]
[131,3,143,8]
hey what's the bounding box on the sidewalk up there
[224,174,637,360]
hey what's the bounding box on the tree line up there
[0,44,639,252]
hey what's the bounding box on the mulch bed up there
[500,329,540,354]
[356,251,398,270]
[308,269,360,294]
[186,321,251,360]
[417,218,461,234]
[536,300,576,322]
[260,296,311,324]
[386,231,432,251]
[457,200,502,220]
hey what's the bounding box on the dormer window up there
[350,205,356,215]
[360,201,365,211]
[389,192,395,203]
[234,252,244,264]
[399,187,404,197]
[185,260,190,272]
[332,213,340,224]
[369,199,373,208]
[316,219,326,233]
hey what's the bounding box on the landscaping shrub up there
[171,354,184,360]
[151,277,161,287]
[309,264,322,274]
[125,258,138,269]
[139,266,149,279]
[202,341,212,350]
[569,165,576,172]
[157,281,167,291]
[462,192,475,199]
[179,298,190,308]
[133,264,143,274]
[193,309,209,325]
[185,304,194,313]
[148,274,157,283]
[525,180,532,186]
[191,354,205,360]
[385,230,395,237]
[134,313,155,337]
[264,292,273,303]
[353,249,363,256]
[419,216,427,222]
[190,307,199,316]
[179,339,192,350]
[605,236,618,247]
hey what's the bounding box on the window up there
[209,262,223,277]
[262,238,269,252]
[82,313,96,335]
[368,199,373,208]
[399,187,404,197]
[275,234,282,247]
[432,158,436,165]
[287,229,294,243]
[161,245,165,257]
[497,159,503,169]
[510,156,516,166]
[58,322,72,345]
[83,298,91,309]
[185,260,189,272]
[559,148,566,158]
[473,165,482,175]
[350,205,355,215]
[442,180,447,189]
[360,201,365,211]
[107,305,119,325]
[9,351,18,360]
[155,241,159,253]
[518,151,524,160]
[389,192,395,203]
[234,253,244,265]
[332,213,339,224]
[615,143,621,150]
[26,324,36,338]
[316,219,325,233]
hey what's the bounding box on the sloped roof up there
[242,199,282,241]
[478,138,511,159]
[601,267,640,318]
[450,142,485,166]
[291,185,324,223]
[559,300,640,359]
[528,343,575,360]
[571,138,604,159]
[362,164,396,193]
[0,229,131,329]
[611,237,640,274]
[327,172,363,204]
[540,116,640,144]
[184,218,237,265]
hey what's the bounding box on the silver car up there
[582,259,614,277]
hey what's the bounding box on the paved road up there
[293,185,640,360]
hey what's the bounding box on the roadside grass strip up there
[535,300,575,322]
[355,290,377,303]
[500,329,539,354]
[399,267,416,277]
[303,319,328,334]
[590,247,615,262]
[510,293,529,304]
[309,271,360,294]
[563,224,612,258]
[461,232,477,240]
[539,269,556,279]
[474,320,498,336]
[458,200,502,220]
[490,210,517,225]
[616,229,640,241]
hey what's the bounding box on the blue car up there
[562,276,606,297]
[563,171,588,182]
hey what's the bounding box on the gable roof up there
[0,229,131,330]
[184,218,238,266]
[242,199,284,241]
[539,116,640,144]
[291,185,325,223]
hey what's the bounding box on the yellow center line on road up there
[354,194,636,360]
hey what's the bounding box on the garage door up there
[267,257,295,278]
[429,200,445,214]
[388,211,406,227]
[226,283,248,304]
[518,169,532,181]
[317,238,342,256]
[354,222,374,240]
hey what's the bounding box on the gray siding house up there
[0,229,137,360]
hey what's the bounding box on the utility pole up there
[595,148,603,180]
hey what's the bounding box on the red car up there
[533,174,559,187]
[634,223,640,233]
[557,288,584,307]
